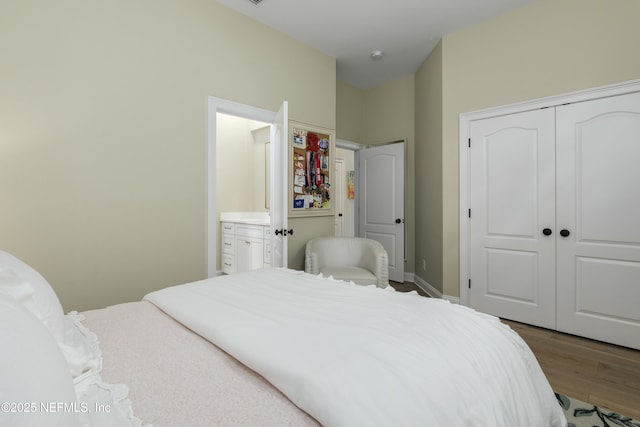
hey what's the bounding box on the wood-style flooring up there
[389,280,429,297]
[502,319,640,420]
[390,281,640,420]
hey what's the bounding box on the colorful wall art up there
[289,122,335,217]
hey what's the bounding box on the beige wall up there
[216,115,268,215]
[336,75,416,275]
[415,41,443,292]
[336,81,365,143]
[218,117,270,214]
[288,217,334,270]
[362,75,415,146]
[0,0,335,311]
[416,0,640,297]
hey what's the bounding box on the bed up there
[0,251,567,427]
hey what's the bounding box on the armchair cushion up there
[304,237,389,287]
[320,267,377,285]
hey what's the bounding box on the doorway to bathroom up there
[207,97,288,277]
[216,113,271,274]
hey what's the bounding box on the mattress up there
[81,300,318,427]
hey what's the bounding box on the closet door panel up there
[556,91,640,350]
[576,257,640,324]
[469,108,556,329]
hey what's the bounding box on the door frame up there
[334,156,346,236]
[335,139,363,237]
[336,139,364,236]
[207,96,277,278]
[459,79,640,306]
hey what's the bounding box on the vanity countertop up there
[220,212,270,226]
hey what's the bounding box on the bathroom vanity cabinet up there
[221,213,271,274]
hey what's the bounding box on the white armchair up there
[304,237,389,287]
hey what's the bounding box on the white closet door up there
[556,91,640,350]
[469,108,557,328]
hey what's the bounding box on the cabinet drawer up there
[235,224,264,239]
[263,227,272,239]
[222,254,234,274]
[222,235,235,254]
[221,222,235,234]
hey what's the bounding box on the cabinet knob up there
[560,229,571,237]
[542,228,552,236]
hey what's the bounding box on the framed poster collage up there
[289,121,335,217]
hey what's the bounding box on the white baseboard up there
[412,275,441,298]
[404,272,415,283]
[412,274,460,304]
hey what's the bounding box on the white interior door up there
[469,108,557,329]
[270,101,288,268]
[556,91,640,349]
[334,157,346,236]
[359,143,404,282]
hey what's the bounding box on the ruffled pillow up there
[0,252,102,379]
[0,293,80,427]
[0,251,65,343]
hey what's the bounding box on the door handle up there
[395,218,402,224]
[560,229,571,237]
[276,228,294,236]
[542,228,552,236]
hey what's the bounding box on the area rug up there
[556,393,640,427]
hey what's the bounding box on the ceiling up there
[216,0,536,89]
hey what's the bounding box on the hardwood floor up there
[389,280,429,297]
[502,319,640,420]
[390,281,640,420]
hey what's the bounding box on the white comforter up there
[144,268,566,427]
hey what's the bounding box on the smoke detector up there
[370,50,384,61]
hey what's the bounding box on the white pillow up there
[0,268,35,304]
[0,293,80,427]
[0,251,65,343]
